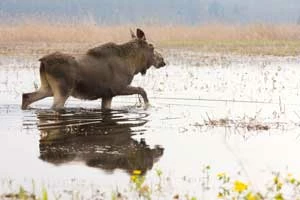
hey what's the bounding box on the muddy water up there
[1,51,300,197]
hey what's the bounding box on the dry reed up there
[1,22,300,55]
[1,23,300,43]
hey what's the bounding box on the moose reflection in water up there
[37,109,163,174]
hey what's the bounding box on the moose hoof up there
[21,94,29,110]
[21,104,27,110]
[52,106,66,114]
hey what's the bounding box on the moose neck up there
[119,42,149,76]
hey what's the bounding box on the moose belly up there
[72,81,114,100]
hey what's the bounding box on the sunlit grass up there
[1,23,300,56]
[160,39,300,56]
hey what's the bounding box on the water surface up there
[1,51,300,198]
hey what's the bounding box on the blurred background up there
[1,0,300,25]
[1,0,300,56]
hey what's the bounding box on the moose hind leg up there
[47,76,70,111]
[22,62,53,110]
[21,88,52,110]
[52,95,69,111]
[51,84,69,111]
[119,86,149,104]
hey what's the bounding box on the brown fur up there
[39,52,76,65]
[21,29,166,110]
[87,42,135,57]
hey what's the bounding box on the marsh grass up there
[192,114,290,132]
[1,23,300,56]
[2,170,300,200]
[1,23,300,43]
[2,186,37,200]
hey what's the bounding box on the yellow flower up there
[133,170,142,175]
[287,173,296,184]
[274,193,284,200]
[217,172,226,178]
[246,192,259,200]
[277,181,283,190]
[273,176,283,190]
[233,180,248,193]
[217,192,224,199]
[131,175,138,182]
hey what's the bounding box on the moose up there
[21,28,166,110]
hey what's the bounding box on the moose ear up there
[130,29,136,39]
[136,28,146,40]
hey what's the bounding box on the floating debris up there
[195,116,272,131]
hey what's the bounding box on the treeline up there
[0,0,300,24]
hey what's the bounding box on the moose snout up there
[159,61,166,68]
[157,59,166,68]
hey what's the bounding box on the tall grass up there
[1,22,300,44]
[1,22,300,55]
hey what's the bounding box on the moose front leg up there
[119,86,149,106]
[102,97,112,110]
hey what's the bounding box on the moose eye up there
[149,44,154,50]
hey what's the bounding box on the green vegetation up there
[2,168,300,200]
[2,186,37,200]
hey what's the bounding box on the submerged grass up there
[1,23,300,56]
[195,115,271,131]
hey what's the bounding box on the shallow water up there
[1,51,300,198]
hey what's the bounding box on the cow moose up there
[22,28,166,110]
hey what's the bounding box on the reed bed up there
[1,23,300,42]
[1,22,300,55]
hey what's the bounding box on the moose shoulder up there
[22,29,166,110]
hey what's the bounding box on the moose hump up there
[87,42,125,57]
[39,52,76,65]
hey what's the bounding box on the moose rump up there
[22,52,78,110]
[21,28,166,110]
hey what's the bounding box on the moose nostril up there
[160,61,166,67]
